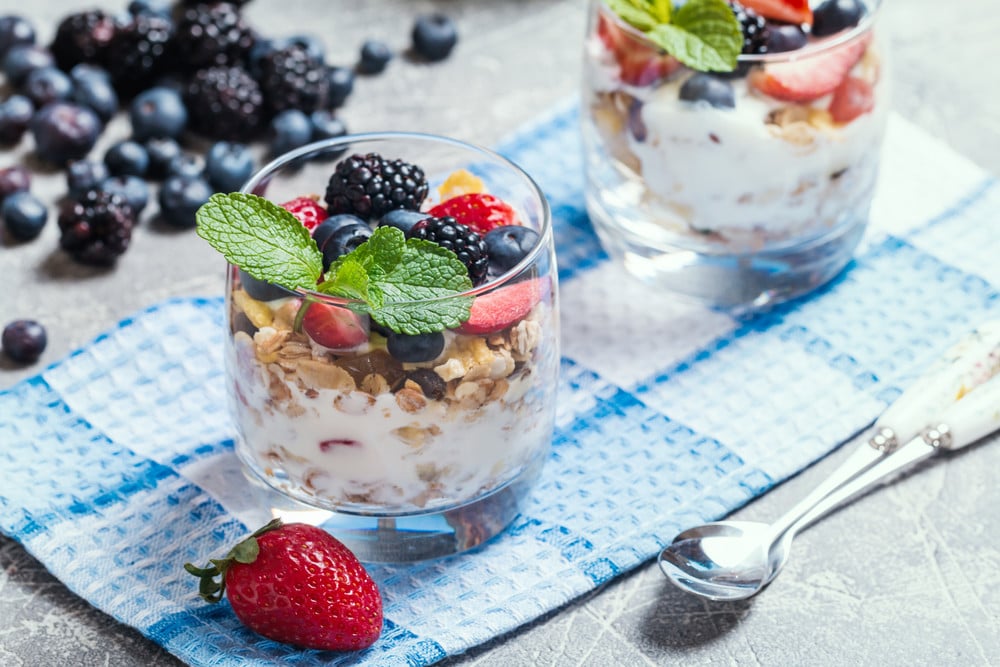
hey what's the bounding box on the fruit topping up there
[57,189,135,265]
[411,13,458,62]
[302,301,369,350]
[679,73,735,109]
[2,192,47,241]
[828,76,874,123]
[730,2,769,56]
[238,270,289,302]
[765,24,808,53]
[259,43,330,116]
[2,319,47,364]
[319,222,372,269]
[458,278,544,335]
[185,65,265,142]
[738,0,812,26]
[596,14,680,86]
[438,168,485,199]
[749,37,867,102]
[484,225,540,274]
[407,216,489,286]
[386,330,445,363]
[185,520,383,651]
[812,0,865,38]
[428,192,520,235]
[325,153,429,220]
[377,209,428,235]
[312,213,365,248]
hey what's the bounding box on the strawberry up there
[739,0,812,25]
[185,519,383,651]
[281,196,326,231]
[596,13,680,87]
[749,37,868,102]
[302,302,369,350]
[457,278,545,335]
[428,193,520,235]
[828,76,875,123]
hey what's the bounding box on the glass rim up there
[597,0,883,65]
[238,131,554,307]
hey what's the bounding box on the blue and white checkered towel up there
[2,103,998,666]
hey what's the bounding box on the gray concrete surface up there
[1,0,999,665]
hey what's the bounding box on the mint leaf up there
[648,0,671,23]
[196,193,323,291]
[318,258,376,305]
[647,0,742,72]
[605,0,659,31]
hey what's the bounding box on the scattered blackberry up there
[185,65,264,141]
[325,153,428,220]
[407,216,489,285]
[107,14,174,97]
[175,2,254,72]
[258,43,329,116]
[49,10,117,70]
[57,189,136,265]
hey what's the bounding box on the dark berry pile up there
[50,10,117,71]
[259,43,329,116]
[174,2,254,71]
[325,153,429,220]
[185,65,264,141]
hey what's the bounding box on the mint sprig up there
[605,0,742,73]
[195,193,473,334]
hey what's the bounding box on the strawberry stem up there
[184,518,285,604]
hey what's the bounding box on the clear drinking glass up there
[582,0,888,310]
[225,133,559,561]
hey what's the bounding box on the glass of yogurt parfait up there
[202,133,559,562]
[582,0,888,310]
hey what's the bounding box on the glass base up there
[586,192,867,313]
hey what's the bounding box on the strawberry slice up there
[302,302,368,349]
[596,13,680,87]
[281,196,326,231]
[828,76,875,123]
[457,278,545,335]
[428,193,520,234]
[739,0,812,25]
[750,38,868,103]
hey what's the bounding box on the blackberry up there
[185,65,264,141]
[259,43,329,116]
[57,189,136,265]
[407,216,489,285]
[175,2,254,72]
[49,10,117,70]
[107,14,174,97]
[325,153,428,220]
[731,2,769,56]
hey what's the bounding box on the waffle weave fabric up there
[1,103,998,666]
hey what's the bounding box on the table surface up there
[2,1,999,665]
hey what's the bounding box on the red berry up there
[428,192,520,235]
[281,196,326,231]
[186,520,383,651]
[738,0,813,25]
[457,278,545,335]
[596,14,680,87]
[828,76,875,123]
[749,37,868,102]
[302,302,369,350]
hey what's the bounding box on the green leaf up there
[604,0,659,31]
[195,193,323,291]
[228,537,260,565]
[648,0,672,23]
[648,0,742,72]
[318,258,376,305]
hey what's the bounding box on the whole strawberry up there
[185,519,383,651]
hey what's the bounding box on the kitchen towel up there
[1,102,998,666]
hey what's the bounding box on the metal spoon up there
[658,321,1000,601]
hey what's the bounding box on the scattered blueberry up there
[269,108,312,156]
[377,209,427,235]
[104,140,150,178]
[128,0,172,19]
[326,66,354,107]
[24,66,73,107]
[484,225,540,274]
[158,174,213,228]
[247,37,277,78]
[287,34,325,64]
[101,175,149,215]
[143,137,182,180]
[2,319,47,364]
[766,24,808,53]
[812,0,865,37]
[321,222,371,269]
[66,160,109,199]
[69,63,111,85]
[0,94,33,144]
[357,39,392,74]
[679,73,735,110]
[1,191,47,241]
[205,141,255,193]
[386,331,444,363]
[411,14,458,62]
[30,102,101,165]
[309,110,347,142]
[239,269,289,301]
[0,16,35,59]
[0,165,30,203]
[3,44,54,86]
[166,153,205,179]
[130,86,188,141]
[70,70,118,123]
[313,213,366,250]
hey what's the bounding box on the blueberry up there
[310,110,347,143]
[287,34,326,63]
[69,63,110,85]
[0,16,35,59]
[0,165,30,203]
[3,44,54,86]
[313,214,365,249]
[158,175,212,228]
[357,40,392,74]
[247,38,277,79]
[678,73,735,110]
[130,86,188,141]
[2,319,47,364]
[1,192,46,241]
[484,225,540,274]
[326,66,354,107]
[143,137,182,180]
[238,269,290,302]
[205,141,254,193]
[128,0,171,19]
[104,140,150,178]
[71,71,118,123]
[766,24,808,53]
[66,160,109,199]
[321,222,371,268]
[269,109,312,157]
[24,67,73,107]
[377,209,427,235]
[166,153,205,179]
[412,14,458,62]
[30,102,101,165]
[386,331,444,363]
[812,0,865,37]
[101,175,149,215]
[0,94,33,144]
